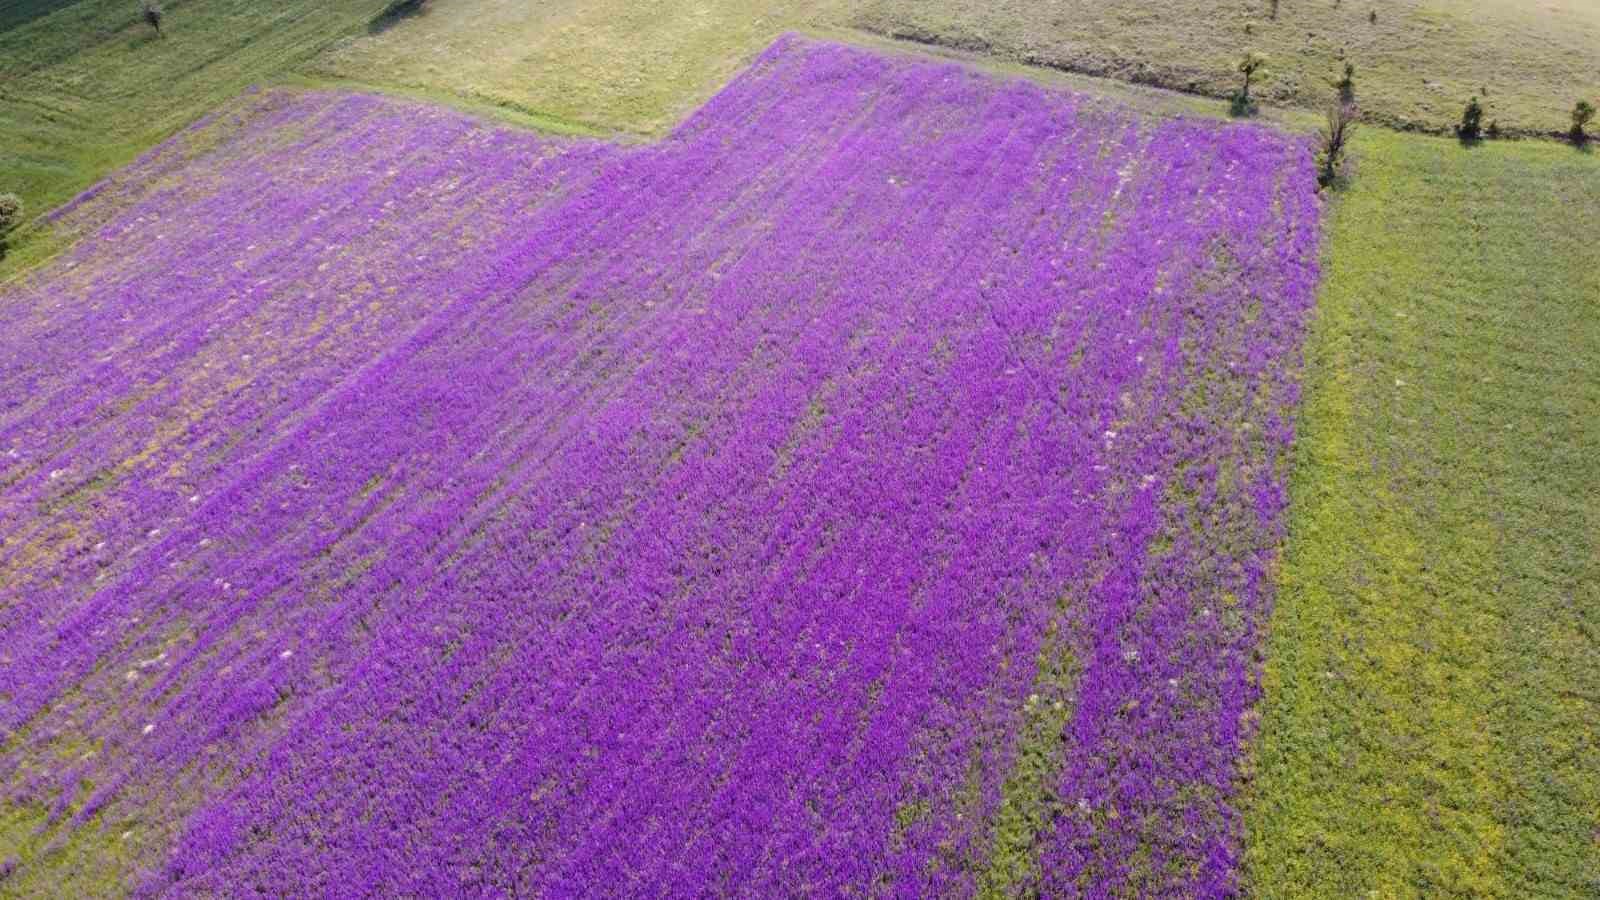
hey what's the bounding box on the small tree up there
[1232,52,1267,116]
[0,193,23,261]
[1317,101,1359,187]
[1336,62,1356,104]
[1572,100,1596,144]
[1457,96,1484,142]
[141,0,162,37]
[1368,9,1377,23]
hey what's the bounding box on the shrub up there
[1572,100,1596,144]
[0,194,20,233]
[1317,101,1358,188]
[1457,96,1484,142]
[1336,62,1355,104]
[0,193,22,260]
[1232,52,1267,117]
[141,0,162,36]
[1369,9,1377,23]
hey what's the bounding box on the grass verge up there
[1245,130,1600,897]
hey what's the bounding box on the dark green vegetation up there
[0,0,79,32]
[0,193,21,258]
[1459,95,1486,141]
[856,0,1600,135]
[1247,131,1600,897]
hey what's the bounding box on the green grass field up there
[857,0,1600,136]
[1246,132,1600,897]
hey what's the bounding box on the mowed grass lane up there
[0,0,389,268]
[1245,133,1600,897]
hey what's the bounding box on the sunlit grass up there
[1246,130,1600,897]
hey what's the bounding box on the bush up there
[1572,100,1596,144]
[141,0,162,36]
[1231,52,1267,117]
[1456,96,1484,142]
[1317,101,1358,188]
[0,193,23,260]
[1336,62,1355,104]
[0,194,20,233]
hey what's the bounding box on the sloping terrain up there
[0,38,1320,895]
[857,0,1600,134]
[0,0,394,269]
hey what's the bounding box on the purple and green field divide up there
[0,37,1320,896]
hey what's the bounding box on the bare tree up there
[1317,101,1358,187]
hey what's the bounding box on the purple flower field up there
[0,37,1319,896]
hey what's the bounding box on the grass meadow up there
[857,0,1600,136]
[1248,131,1600,897]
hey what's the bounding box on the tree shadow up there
[368,0,428,35]
[125,29,162,50]
[0,0,81,32]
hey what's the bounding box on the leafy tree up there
[1457,96,1484,142]
[1572,100,1596,144]
[1317,101,1358,188]
[141,0,162,37]
[1231,52,1267,116]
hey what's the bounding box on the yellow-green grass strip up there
[1245,130,1600,898]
